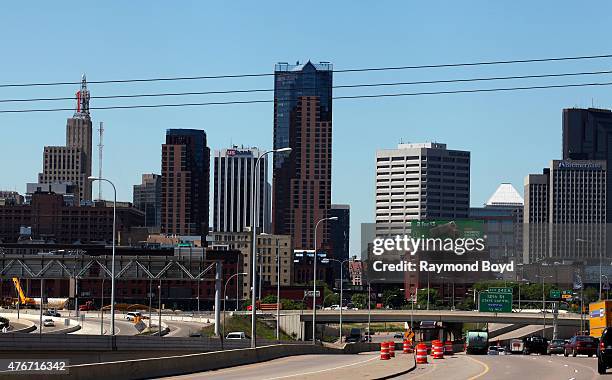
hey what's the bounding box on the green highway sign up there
[550,290,561,299]
[562,290,573,295]
[479,291,513,313]
[488,287,512,294]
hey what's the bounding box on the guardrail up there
[0,334,305,352]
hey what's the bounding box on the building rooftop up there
[485,183,524,207]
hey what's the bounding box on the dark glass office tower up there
[330,204,350,281]
[563,108,612,222]
[273,61,333,250]
[161,129,210,237]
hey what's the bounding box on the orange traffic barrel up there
[380,341,390,360]
[388,341,395,357]
[432,340,444,359]
[444,341,453,355]
[416,343,428,364]
[403,339,413,354]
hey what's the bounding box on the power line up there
[2,68,612,104]
[1,53,612,88]
[1,81,611,114]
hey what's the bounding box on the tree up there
[351,293,367,309]
[261,295,277,304]
[382,288,406,309]
[416,288,441,309]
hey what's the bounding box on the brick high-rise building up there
[272,61,333,251]
[161,129,210,237]
[38,75,93,204]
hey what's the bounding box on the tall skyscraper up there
[133,173,162,230]
[524,160,607,263]
[563,108,612,222]
[161,129,210,237]
[38,75,93,204]
[213,146,270,233]
[375,142,470,235]
[272,61,333,250]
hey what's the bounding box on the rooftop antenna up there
[97,121,104,200]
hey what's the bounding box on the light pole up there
[196,278,201,317]
[367,282,371,341]
[603,274,610,300]
[89,176,116,336]
[224,272,247,339]
[312,216,338,344]
[577,238,602,300]
[536,274,553,338]
[324,258,351,343]
[275,240,281,341]
[250,147,291,349]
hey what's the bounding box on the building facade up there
[272,61,333,251]
[0,192,144,244]
[213,146,270,234]
[0,191,24,206]
[133,174,162,230]
[523,160,607,263]
[469,183,523,263]
[210,232,292,299]
[375,142,470,235]
[161,129,210,237]
[329,204,350,280]
[38,75,93,204]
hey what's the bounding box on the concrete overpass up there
[276,309,583,340]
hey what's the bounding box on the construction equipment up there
[11,277,37,308]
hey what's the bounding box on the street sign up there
[134,320,146,332]
[303,290,321,298]
[562,294,572,300]
[550,289,561,299]
[488,287,512,294]
[479,291,512,313]
[562,290,573,296]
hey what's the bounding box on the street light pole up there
[536,274,553,338]
[367,282,371,340]
[325,258,351,343]
[250,148,291,349]
[276,240,281,341]
[224,273,247,339]
[89,177,117,336]
[312,216,338,345]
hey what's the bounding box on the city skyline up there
[3,2,612,254]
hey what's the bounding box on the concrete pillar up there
[214,261,222,337]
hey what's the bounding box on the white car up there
[43,318,54,327]
[226,332,247,340]
[125,312,142,321]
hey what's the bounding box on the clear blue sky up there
[2,1,612,253]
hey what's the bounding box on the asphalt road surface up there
[163,352,382,380]
[399,352,605,380]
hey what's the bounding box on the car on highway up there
[487,346,500,355]
[564,335,597,357]
[125,311,142,321]
[393,332,404,339]
[523,335,548,355]
[345,328,362,343]
[497,346,509,355]
[547,339,566,355]
[43,318,54,327]
[43,309,61,317]
[226,332,247,340]
[598,327,612,374]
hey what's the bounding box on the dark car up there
[523,335,548,355]
[564,335,597,357]
[393,332,404,339]
[547,339,566,355]
[345,328,362,343]
[598,328,612,374]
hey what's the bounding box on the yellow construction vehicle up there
[11,277,37,308]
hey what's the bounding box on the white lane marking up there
[265,354,381,380]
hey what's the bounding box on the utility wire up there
[2,68,612,104]
[1,81,612,114]
[0,53,612,88]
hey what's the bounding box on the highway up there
[163,352,391,380]
[401,353,604,380]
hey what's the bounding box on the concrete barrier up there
[0,342,382,380]
[8,319,36,334]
